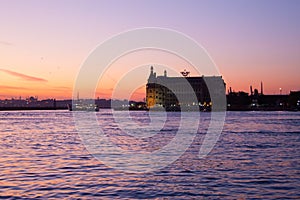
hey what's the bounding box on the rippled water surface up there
[0,110,299,199]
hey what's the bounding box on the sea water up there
[0,110,299,199]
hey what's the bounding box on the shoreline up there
[0,107,299,112]
[0,107,67,111]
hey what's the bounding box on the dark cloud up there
[0,69,47,82]
[0,85,28,90]
[0,41,13,46]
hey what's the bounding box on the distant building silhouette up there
[227,83,300,111]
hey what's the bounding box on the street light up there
[279,88,282,95]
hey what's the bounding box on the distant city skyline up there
[0,0,299,100]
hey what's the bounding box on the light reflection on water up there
[0,110,299,199]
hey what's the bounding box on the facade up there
[146,66,226,110]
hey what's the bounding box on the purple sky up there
[0,0,299,99]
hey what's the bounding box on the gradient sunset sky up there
[0,0,299,100]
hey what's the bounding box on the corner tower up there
[146,66,157,108]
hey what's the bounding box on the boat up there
[67,102,99,112]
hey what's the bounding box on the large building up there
[146,66,226,111]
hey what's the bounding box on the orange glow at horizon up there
[1,48,299,100]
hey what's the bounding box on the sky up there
[0,0,299,100]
